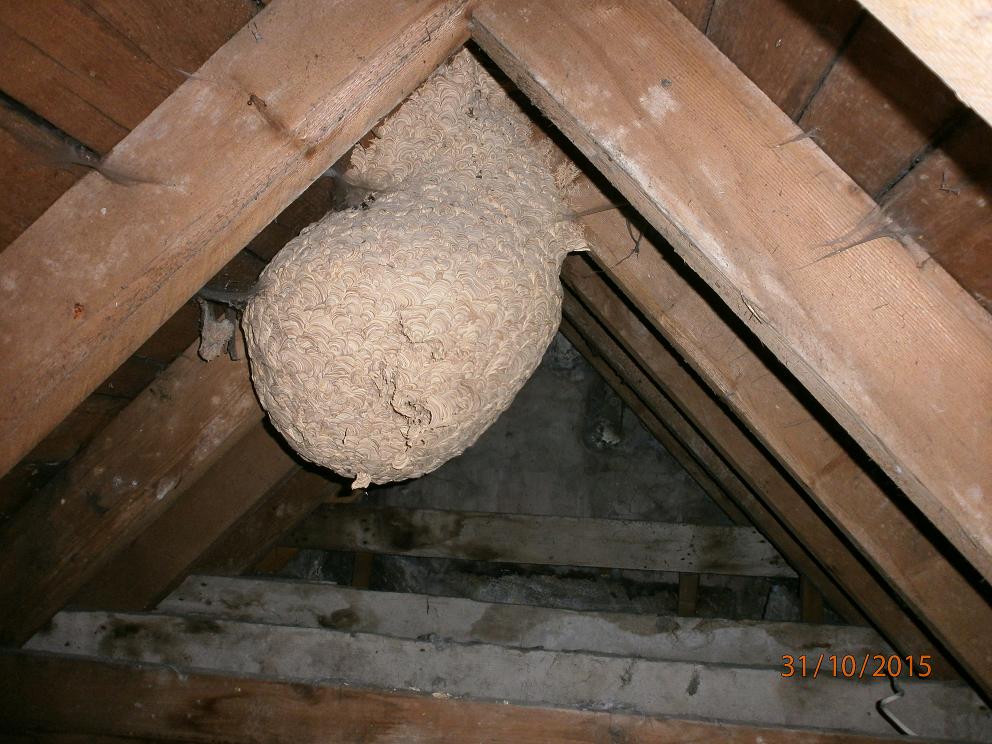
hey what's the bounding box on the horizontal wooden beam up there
[857,1,992,127]
[0,651,905,744]
[27,610,991,737]
[0,343,260,645]
[163,575,886,668]
[559,317,867,627]
[286,505,796,578]
[0,0,469,479]
[471,0,992,583]
[73,422,298,612]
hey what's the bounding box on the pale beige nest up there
[243,51,585,488]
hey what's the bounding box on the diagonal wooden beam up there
[0,651,904,744]
[560,293,948,660]
[72,421,299,612]
[856,1,992,128]
[560,316,866,626]
[471,0,992,584]
[0,343,261,645]
[0,0,469,479]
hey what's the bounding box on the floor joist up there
[0,651,908,744]
[286,505,795,578]
[470,0,992,585]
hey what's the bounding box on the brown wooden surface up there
[0,98,83,248]
[882,113,992,313]
[0,0,256,153]
[0,651,903,743]
[801,575,826,625]
[471,0,992,588]
[559,189,990,689]
[0,0,470,481]
[706,0,861,119]
[0,343,261,645]
[74,422,298,611]
[797,14,962,196]
[192,468,341,576]
[857,0,992,128]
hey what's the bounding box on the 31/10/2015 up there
[782,654,933,679]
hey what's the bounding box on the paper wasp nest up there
[243,51,586,488]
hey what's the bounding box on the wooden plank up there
[471,0,992,586]
[163,575,890,668]
[677,572,700,616]
[73,422,298,611]
[705,0,862,119]
[562,289,943,655]
[0,98,83,249]
[0,0,470,480]
[190,467,341,576]
[881,113,992,313]
[802,576,826,625]
[288,505,795,578]
[0,0,256,152]
[27,612,991,738]
[797,14,963,196]
[560,178,992,690]
[857,0,992,128]
[559,317,867,627]
[0,343,261,646]
[0,651,907,744]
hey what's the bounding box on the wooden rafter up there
[856,1,992,128]
[0,343,261,645]
[471,0,992,585]
[0,0,470,480]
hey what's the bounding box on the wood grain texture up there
[561,184,990,691]
[0,0,470,480]
[0,0,256,152]
[797,14,962,196]
[471,0,992,586]
[0,343,261,645]
[191,467,341,576]
[858,0,992,128]
[288,505,796,578]
[73,421,298,611]
[0,651,905,744]
[706,0,861,119]
[882,114,992,312]
[0,99,83,248]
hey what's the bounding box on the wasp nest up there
[243,51,586,488]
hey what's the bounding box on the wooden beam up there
[560,317,867,627]
[162,575,889,668]
[559,190,992,691]
[561,293,944,659]
[288,505,795,578]
[0,343,260,645]
[0,651,905,744]
[856,0,992,128]
[27,612,991,737]
[73,422,298,611]
[190,468,341,576]
[0,0,469,479]
[471,0,992,584]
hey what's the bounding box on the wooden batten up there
[0,0,470,480]
[470,0,992,587]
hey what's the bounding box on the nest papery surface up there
[243,50,586,488]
